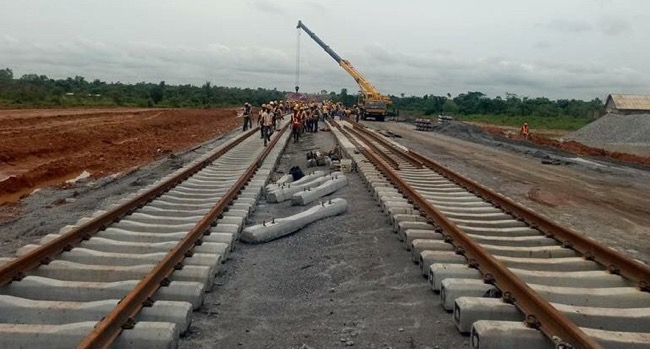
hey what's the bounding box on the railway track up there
[0,120,291,348]
[328,119,650,348]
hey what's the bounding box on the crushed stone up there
[568,113,650,145]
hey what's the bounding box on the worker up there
[291,105,301,143]
[300,106,309,135]
[354,104,361,123]
[242,102,252,131]
[344,107,352,119]
[310,104,319,132]
[520,122,529,140]
[269,102,277,128]
[323,103,330,119]
[258,104,266,138]
[262,105,274,146]
[269,103,277,135]
[305,104,314,133]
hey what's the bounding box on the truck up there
[296,20,395,121]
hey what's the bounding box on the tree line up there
[392,91,603,120]
[0,68,287,108]
[0,68,603,120]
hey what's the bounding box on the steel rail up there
[77,124,288,348]
[345,125,400,170]
[0,127,260,287]
[354,122,650,291]
[407,149,650,291]
[338,122,601,348]
[348,120,423,168]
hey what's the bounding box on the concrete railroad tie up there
[240,198,348,243]
[266,172,341,203]
[265,170,324,194]
[291,174,348,206]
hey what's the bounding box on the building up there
[605,94,650,114]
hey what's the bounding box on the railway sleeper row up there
[0,123,292,348]
[329,121,650,349]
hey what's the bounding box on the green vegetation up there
[392,91,603,130]
[0,68,604,131]
[0,68,288,108]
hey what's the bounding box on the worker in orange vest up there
[520,122,529,140]
[291,105,302,143]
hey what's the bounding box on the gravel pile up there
[431,121,489,140]
[569,113,650,145]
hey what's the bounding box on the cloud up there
[533,40,552,49]
[1,33,649,100]
[598,16,630,36]
[251,0,285,15]
[539,16,631,36]
[0,35,297,89]
[543,19,592,33]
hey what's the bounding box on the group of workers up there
[242,100,286,146]
[244,101,531,144]
[241,100,366,145]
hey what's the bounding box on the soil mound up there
[0,108,239,204]
[431,121,488,140]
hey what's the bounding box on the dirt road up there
[0,108,240,206]
[365,121,650,264]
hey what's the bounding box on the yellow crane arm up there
[339,59,384,100]
[296,20,392,105]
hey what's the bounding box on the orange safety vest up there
[292,112,301,127]
[520,124,529,135]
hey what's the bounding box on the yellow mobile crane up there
[296,20,395,121]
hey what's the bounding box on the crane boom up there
[296,20,393,120]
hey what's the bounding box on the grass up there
[454,114,593,130]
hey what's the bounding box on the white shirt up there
[262,111,274,126]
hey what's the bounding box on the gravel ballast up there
[180,129,468,349]
[569,113,650,145]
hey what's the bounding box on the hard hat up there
[524,122,528,125]
[262,104,267,108]
[244,102,250,107]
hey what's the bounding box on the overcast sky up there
[1,0,649,100]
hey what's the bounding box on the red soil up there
[0,108,240,205]
[479,125,650,166]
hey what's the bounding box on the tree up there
[335,88,348,104]
[442,99,459,115]
[0,68,13,94]
[202,82,213,105]
[0,68,13,82]
[150,81,165,104]
[453,91,486,115]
